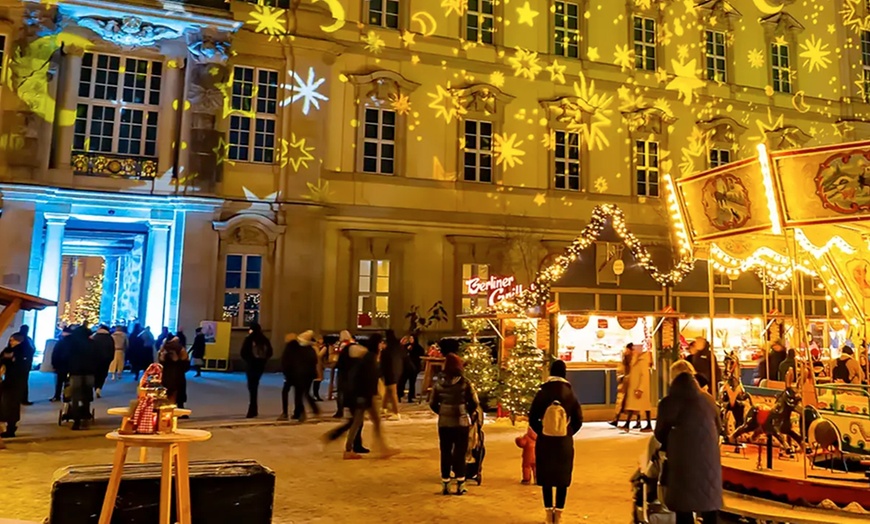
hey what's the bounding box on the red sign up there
[597,318,609,329]
[465,275,524,307]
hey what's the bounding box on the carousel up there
[670,140,870,521]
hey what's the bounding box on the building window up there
[705,30,727,82]
[554,130,581,190]
[0,35,6,74]
[367,0,399,29]
[709,148,731,168]
[466,0,495,45]
[771,43,792,94]
[635,140,659,197]
[73,53,161,156]
[462,263,490,313]
[463,120,493,183]
[362,107,396,174]
[228,66,278,163]
[633,16,656,71]
[862,31,870,102]
[554,1,580,59]
[357,259,390,329]
[223,254,262,327]
[714,272,732,289]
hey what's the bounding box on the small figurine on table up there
[125,363,175,435]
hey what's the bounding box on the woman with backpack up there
[528,360,584,524]
[429,353,479,495]
[241,322,273,418]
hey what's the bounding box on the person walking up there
[67,325,99,431]
[92,325,114,398]
[128,324,145,380]
[109,326,128,380]
[156,326,172,354]
[609,344,633,428]
[279,331,319,421]
[175,329,187,348]
[380,330,404,419]
[312,335,327,401]
[623,343,653,432]
[400,335,425,402]
[190,327,206,377]
[655,361,723,524]
[159,338,190,409]
[0,333,27,437]
[429,353,479,495]
[17,325,35,405]
[688,337,720,392]
[528,360,584,524]
[324,334,397,459]
[833,346,862,384]
[777,349,797,383]
[138,327,157,375]
[332,330,355,418]
[241,322,273,418]
[50,327,73,402]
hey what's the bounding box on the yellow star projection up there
[799,35,832,72]
[489,71,506,88]
[389,93,412,116]
[281,134,315,171]
[247,5,286,37]
[546,60,567,85]
[441,0,467,17]
[493,133,526,169]
[428,84,467,124]
[747,48,764,68]
[362,31,386,54]
[516,1,540,27]
[571,73,613,152]
[613,44,634,72]
[509,48,542,80]
[666,58,705,105]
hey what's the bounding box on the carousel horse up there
[730,370,803,453]
[804,405,847,472]
[718,351,753,438]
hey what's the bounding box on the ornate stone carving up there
[622,107,675,134]
[232,226,268,245]
[347,70,420,102]
[23,6,57,40]
[78,16,178,47]
[760,12,804,38]
[188,63,229,114]
[454,84,514,116]
[697,116,747,143]
[764,125,812,150]
[189,36,231,63]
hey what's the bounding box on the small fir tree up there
[500,319,544,422]
[460,318,499,400]
[64,272,104,327]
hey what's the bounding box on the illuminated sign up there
[465,275,524,306]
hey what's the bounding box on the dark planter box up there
[49,460,274,524]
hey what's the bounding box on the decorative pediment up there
[760,12,804,38]
[764,125,812,150]
[697,116,747,143]
[621,107,675,134]
[347,70,420,103]
[214,214,285,243]
[694,0,741,21]
[454,84,514,116]
[187,32,231,63]
[77,15,178,47]
[541,96,597,127]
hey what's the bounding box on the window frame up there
[465,0,496,45]
[770,42,792,94]
[356,259,391,330]
[227,65,279,164]
[365,0,401,29]
[709,147,732,168]
[553,129,582,191]
[360,106,397,175]
[73,52,162,158]
[462,119,494,184]
[553,0,581,59]
[634,139,660,198]
[222,253,263,328]
[633,16,657,71]
[705,29,727,83]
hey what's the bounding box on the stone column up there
[99,256,119,323]
[144,223,171,331]
[158,57,184,177]
[52,46,85,171]
[34,213,68,355]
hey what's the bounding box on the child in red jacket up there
[514,426,537,484]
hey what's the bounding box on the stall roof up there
[558,310,685,318]
[0,287,55,311]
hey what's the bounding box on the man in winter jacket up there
[688,337,720,391]
[833,346,863,384]
[16,325,35,405]
[754,340,787,385]
[190,327,207,377]
[240,322,273,418]
[92,325,115,398]
[279,331,320,421]
[50,327,73,402]
[67,326,99,430]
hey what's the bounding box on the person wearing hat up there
[279,330,320,421]
[429,353,479,495]
[50,327,74,402]
[833,346,862,384]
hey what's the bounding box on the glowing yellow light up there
[757,144,782,236]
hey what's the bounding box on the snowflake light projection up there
[613,44,634,72]
[841,0,870,36]
[441,0,467,16]
[509,48,542,80]
[362,31,386,54]
[666,58,704,105]
[390,93,412,115]
[799,35,832,72]
[489,71,506,88]
[593,176,608,193]
[493,133,526,169]
[281,67,328,115]
[570,72,614,152]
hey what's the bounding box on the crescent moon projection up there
[791,90,810,113]
[412,11,438,37]
[312,0,346,33]
[751,0,784,16]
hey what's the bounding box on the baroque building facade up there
[0,0,865,360]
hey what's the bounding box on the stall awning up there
[0,286,56,311]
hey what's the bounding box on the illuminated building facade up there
[0,0,865,360]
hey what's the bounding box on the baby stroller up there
[57,378,96,426]
[630,436,674,524]
[465,407,486,485]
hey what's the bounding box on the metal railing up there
[71,151,158,180]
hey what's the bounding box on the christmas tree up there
[460,317,499,401]
[500,319,544,422]
[61,272,104,327]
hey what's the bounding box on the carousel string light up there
[793,228,856,258]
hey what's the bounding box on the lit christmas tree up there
[61,272,104,327]
[500,319,544,422]
[460,317,499,401]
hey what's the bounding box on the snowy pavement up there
[0,420,650,523]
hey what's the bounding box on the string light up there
[757,144,783,236]
[793,228,856,258]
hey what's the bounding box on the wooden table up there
[420,356,445,402]
[99,429,211,524]
[106,407,192,463]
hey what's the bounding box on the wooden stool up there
[420,357,445,403]
[99,429,211,524]
[107,407,192,463]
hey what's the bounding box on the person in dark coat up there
[175,329,187,348]
[400,335,425,402]
[128,324,151,381]
[279,330,320,421]
[240,322,273,418]
[655,362,723,524]
[159,338,190,409]
[50,327,73,402]
[381,330,404,417]
[688,337,720,392]
[67,325,99,430]
[190,327,206,377]
[528,360,583,524]
[92,325,115,398]
[156,326,172,352]
[754,340,787,385]
[0,333,27,437]
[16,325,35,405]
[777,349,797,383]
[429,353,479,495]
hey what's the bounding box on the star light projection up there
[281,67,328,115]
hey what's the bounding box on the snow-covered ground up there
[0,420,649,523]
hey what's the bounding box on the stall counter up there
[565,362,619,407]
